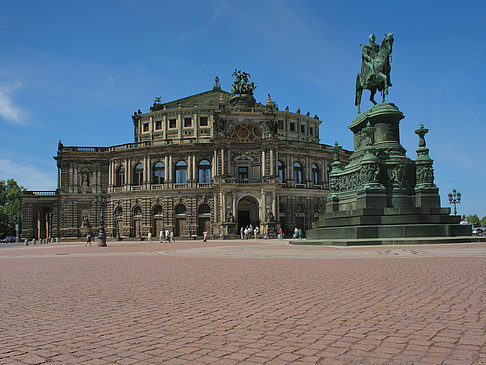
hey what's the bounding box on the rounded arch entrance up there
[237,195,260,230]
[34,206,53,240]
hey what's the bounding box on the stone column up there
[164,155,168,183]
[227,149,231,177]
[187,154,192,182]
[232,193,236,220]
[146,155,151,188]
[288,154,292,181]
[270,149,275,176]
[262,149,266,177]
[73,163,78,193]
[126,158,131,191]
[143,156,147,187]
[306,156,311,183]
[168,155,173,182]
[192,154,196,183]
[259,190,265,223]
[221,147,225,175]
[272,192,277,217]
[96,166,101,192]
[212,149,217,177]
[321,159,325,185]
[57,166,61,190]
[107,160,112,189]
[221,191,226,221]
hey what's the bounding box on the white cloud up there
[0,158,56,191]
[0,83,23,125]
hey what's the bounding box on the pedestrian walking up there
[147,231,152,243]
[86,232,91,246]
[240,227,244,240]
[165,229,170,243]
[170,230,174,242]
[203,230,208,242]
[159,229,163,243]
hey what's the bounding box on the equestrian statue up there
[355,32,394,114]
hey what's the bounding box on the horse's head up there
[381,32,394,53]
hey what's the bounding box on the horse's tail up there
[355,74,361,106]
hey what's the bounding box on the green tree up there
[481,216,486,225]
[468,214,480,225]
[0,179,24,237]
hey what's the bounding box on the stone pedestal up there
[262,221,277,238]
[305,103,472,245]
[222,222,237,238]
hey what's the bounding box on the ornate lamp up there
[94,192,110,247]
[448,189,461,216]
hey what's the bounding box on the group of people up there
[293,227,303,239]
[156,229,175,243]
[240,225,267,240]
[277,227,303,239]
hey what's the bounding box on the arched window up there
[133,206,143,219]
[278,161,285,182]
[133,163,143,186]
[175,204,186,214]
[198,160,211,183]
[152,161,164,184]
[153,205,163,217]
[293,162,303,184]
[114,207,123,218]
[115,165,125,187]
[279,203,286,215]
[198,204,210,214]
[295,204,304,214]
[175,160,187,183]
[312,163,320,185]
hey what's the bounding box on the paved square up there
[1,240,486,364]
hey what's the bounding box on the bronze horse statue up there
[355,33,394,114]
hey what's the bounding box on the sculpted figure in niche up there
[266,210,275,222]
[80,171,90,187]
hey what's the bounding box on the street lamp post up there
[448,188,461,216]
[94,192,110,247]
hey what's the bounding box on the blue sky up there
[0,0,485,218]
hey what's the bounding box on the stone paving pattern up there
[1,240,486,364]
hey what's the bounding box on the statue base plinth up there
[307,102,469,244]
[229,94,256,107]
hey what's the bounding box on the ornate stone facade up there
[21,79,349,240]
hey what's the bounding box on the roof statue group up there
[355,32,394,114]
[231,69,256,96]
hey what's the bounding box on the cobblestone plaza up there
[1,240,485,364]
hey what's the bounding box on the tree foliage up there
[0,179,24,237]
[468,214,480,224]
[481,216,486,226]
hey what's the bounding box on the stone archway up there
[237,196,260,230]
[35,207,52,240]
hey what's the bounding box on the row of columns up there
[106,148,327,189]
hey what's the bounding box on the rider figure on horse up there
[360,34,380,86]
